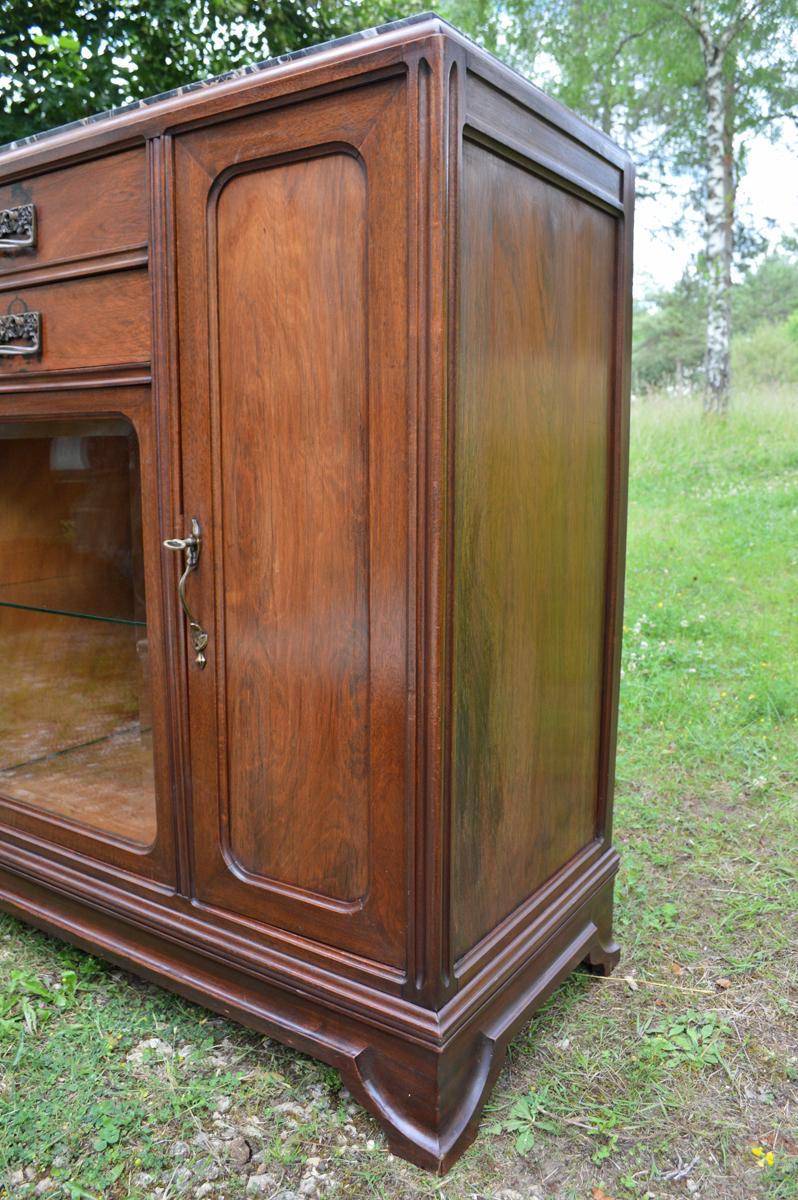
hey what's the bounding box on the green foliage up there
[639,1011,731,1071]
[0,967,78,1041]
[435,0,509,55]
[732,319,798,387]
[633,273,707,391]
[733,256,798,334]
[491,0,798,187]
[485,1084,562,1155]
[0,0,418,143]
[633,254,798,391]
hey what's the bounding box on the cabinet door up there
[173,78,410,967]
[0,390,177,884]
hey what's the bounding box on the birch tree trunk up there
[701,31,734,415]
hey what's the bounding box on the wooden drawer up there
[0,270,150,376]
[0,149,147,284]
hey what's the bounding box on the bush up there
[731,320,798,389]
[786,310,798,346]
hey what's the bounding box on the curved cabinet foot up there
[582,931,621,976]
[581,890,621,975]
[342,1030,506,1173]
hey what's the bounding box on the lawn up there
[1,388,796,1200]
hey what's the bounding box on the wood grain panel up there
[451,141,616,959]
[0,269,150,375]
[216,153,370,902]
[0,149,147,277]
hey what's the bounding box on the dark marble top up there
[1,12,459,154]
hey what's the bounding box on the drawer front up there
[0,270,150,376]
[0,149,147,280]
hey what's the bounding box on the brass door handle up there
[0,204,35,250]
[163,518,208,669]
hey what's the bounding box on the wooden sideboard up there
[0,15,633,1172]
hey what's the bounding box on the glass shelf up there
[0,600,145,627]
[1,721,153,776]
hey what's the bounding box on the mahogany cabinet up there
[0,15,633,1172]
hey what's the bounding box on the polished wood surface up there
[174,77,410,966]
[0,20,634,1174]
[0,148,147,279]
[0,269,150,375]
[451,141,616,959]
[216,154,369,901]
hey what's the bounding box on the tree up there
[0,0,417,145]
[665,0,798,415]
[631,250,798,390]
[732,251,798,331]
[452,0,798,415]
[632,272,708,390]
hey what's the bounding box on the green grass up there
[1,387,797,1199]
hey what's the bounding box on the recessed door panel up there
[174,79,409,968]
[217,154,370,903]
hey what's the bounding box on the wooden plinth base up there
[0,855,619,1173]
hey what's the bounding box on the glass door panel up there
[0,417,156,846]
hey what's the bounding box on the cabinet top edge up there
[0,11,633,182]
[0,13,444,159]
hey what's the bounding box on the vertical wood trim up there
[148,133,192,896]
[406,36,464,1009]
[595,164,635,845]
[422,47,443,1002]
[441,47,465,996]
[407,50,428,1000]
[403,54,422,997]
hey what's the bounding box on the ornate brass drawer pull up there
[0,203,35,249]
[163,518,209,669]
[0,310,40,356]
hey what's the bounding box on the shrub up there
[731,321,798,389]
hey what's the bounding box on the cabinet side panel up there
[216,153,369,903]
[452,140,615,959]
